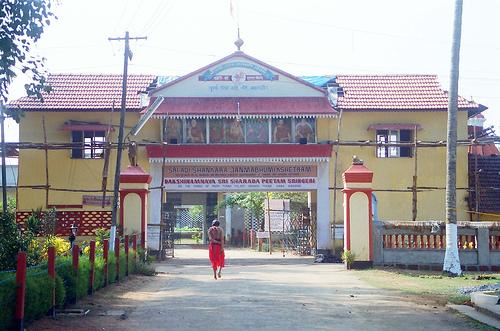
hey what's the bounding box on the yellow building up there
[8,50,484,254]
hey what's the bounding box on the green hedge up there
[0,248,139,329]
[0,273,16,330]
[0,268,66,330]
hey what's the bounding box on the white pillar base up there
[443,223,462,275]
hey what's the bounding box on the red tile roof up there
[149,97,335,117]
[335,75,479,111]
[7,74,155,112]
[469,144,500,156]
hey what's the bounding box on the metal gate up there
[242,206,316,255]
[283,207,316,255]
[160,210,176,258]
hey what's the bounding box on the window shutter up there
[400,130,412,157]
[71,131,83,158]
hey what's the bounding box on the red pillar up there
[342,158,374,268]
[103,239,109,286]
[15,252,27,331]
[119,165,152,251]
[48,246,56,318]
[89,241,96,295]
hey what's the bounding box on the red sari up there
[208,226,225,269]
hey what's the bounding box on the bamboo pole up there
[412,125,418,222]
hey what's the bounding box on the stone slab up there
[447,304,500,329]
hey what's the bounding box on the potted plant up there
[341,250,356,269]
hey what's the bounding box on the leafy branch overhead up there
[0,0,56,103]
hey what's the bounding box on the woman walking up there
[208,219,225,280]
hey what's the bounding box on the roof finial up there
[234,27,244,51]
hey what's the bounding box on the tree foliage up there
[0,0,55,104]
[220,192,309,218]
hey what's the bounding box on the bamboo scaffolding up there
[4,135,500,150]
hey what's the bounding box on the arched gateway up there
[143,50,337,255]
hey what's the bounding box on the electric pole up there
[108,31,147,251]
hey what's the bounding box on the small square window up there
[376,129,412,158]
[72,130,106,159]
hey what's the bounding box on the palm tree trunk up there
[443,0,464,276]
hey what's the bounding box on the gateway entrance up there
[158,191,316,259]
[148,161,331,257]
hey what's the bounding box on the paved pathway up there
[118,247,476,331]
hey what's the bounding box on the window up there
[72,131,106,159]
[376,129,412,158]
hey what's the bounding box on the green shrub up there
[55,275,65,308]
[128,249,137,274]
[93,256,105,290]
[0,267,65,329]
[0,273,16,330]
[107,254,117,284]
[0,245,149,329]
[134,261,156,276]
[76,258,90,299]
[55,255,89,303]
[341,250,356,269]
[24,272,52,322]
[119,249,127,281]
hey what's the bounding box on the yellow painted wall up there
[17,111,160,211]
[18,109,475,228]
[317,111,470,224]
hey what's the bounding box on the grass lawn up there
[354,267,500,305]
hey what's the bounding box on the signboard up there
[256,231,270,239]
[163,165,318,191]
[82,195,113,206]
[264,199,290,232]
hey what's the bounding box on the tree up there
[0,0,55,102]
[1,0,55,212]
[443,0,464,276]
[219,192,309,222]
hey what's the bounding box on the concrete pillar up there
[148,163,162,250]
[225,202,232,242]
[342,157,373,269]
[316,161,332,253]
[119,165,152,249]
[477,227,490,268]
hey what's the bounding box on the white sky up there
[5,0,500,141]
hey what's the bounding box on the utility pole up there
[0,102,7,213]
[108,31,147,251]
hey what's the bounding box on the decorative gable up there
[150,51,326,98]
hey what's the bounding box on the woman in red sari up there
[208,219,225,280]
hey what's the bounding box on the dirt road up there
[30,247,479,331]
